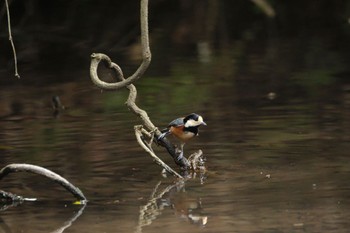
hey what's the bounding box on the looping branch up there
[90,0,150,91]
[89,0,205,177]
[90,53,144,90]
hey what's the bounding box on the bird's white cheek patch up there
[185,119,202,127]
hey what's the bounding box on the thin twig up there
[4,0,20,78]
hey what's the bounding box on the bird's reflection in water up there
[135,176,208,233]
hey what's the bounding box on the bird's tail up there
[158,128,171,140]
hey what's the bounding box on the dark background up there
[1,0,349,86]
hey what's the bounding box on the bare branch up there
[4,0,20,78]
[0,164,87,202]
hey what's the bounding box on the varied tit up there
[158,113,207,156]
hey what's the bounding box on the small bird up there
[158,113,207,156]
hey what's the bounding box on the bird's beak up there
[201,121,207,126]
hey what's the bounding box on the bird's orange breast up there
[170,126,195,142]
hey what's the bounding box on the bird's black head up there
[184,113,207,128]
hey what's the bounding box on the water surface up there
[1,69,350,232]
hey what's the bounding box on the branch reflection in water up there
[0,203,86,233]
[51,204,86,233]
[135,177,208,233]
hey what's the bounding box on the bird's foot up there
[175,147,184,162]
[175,147,182,155]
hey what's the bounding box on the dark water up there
[1,1,350,233]
[1,66,350,233]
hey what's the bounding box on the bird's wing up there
[168,117,184,127]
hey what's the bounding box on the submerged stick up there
[0,190,23,203]
[0,164,87,201]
